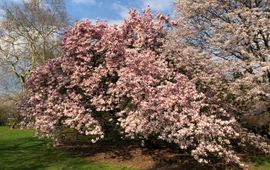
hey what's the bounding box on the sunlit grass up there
[0,126,136,170]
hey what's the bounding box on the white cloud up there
[81,18,123,26]
[0,9,4,22]
[112,2,129,19]
[72,0,96,5]
[141,0,172,11]
[10,0,22,2]
[11,0,31,3]
[107,19,124,26]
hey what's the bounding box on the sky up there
[0,0,174,24]
[67,0,174,24]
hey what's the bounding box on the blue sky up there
[67,0,174,24]
[0,0,174,24]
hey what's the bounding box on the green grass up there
[0,126,136,170]
[1,126,270,170]
[248,155,270,170]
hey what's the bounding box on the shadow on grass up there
[61,139,227,170]
[0,127,135,170]
[244,154,270,170]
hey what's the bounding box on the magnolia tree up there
[20,9,270,169]
[173,0,270,116]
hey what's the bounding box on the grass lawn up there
[248,155,270,170]
[0,126,136,170]
[1,126,270,170]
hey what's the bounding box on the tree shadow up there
[60,139,228,170]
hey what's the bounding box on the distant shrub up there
[0,99,20,126]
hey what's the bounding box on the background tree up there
[173,0,270,119]
[0,0,68,91]
[0,0,69,126]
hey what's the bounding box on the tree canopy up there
[20,8,270,169]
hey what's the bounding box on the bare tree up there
[0,0,69,92]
